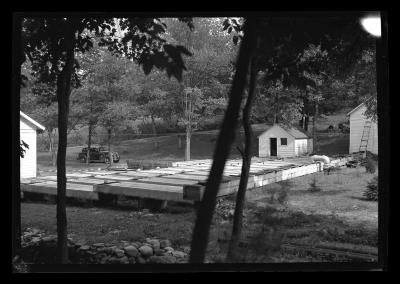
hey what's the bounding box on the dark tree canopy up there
[23,17,194,86]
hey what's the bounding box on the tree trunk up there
[304,115,309,132]
[226,56,258,262]
[56,21,76,264]
[108,128,113,165]
[178,135,183,149]
[151,115,158,149]
[189,18,257,263]
[48,130,56,166]
[312,103,318,153]
[185,130,191,161]
[51,134,56,167]
[86,122,92,164]
[185,90,191,161]
[13,16,22,258]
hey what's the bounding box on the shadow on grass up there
[347,195,376,202]
[246,204,378,247]
[22,193,194,214]
[289,189,350,196]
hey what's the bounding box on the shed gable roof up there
[346,102,365,116]
[20,111,45,131]
[258,123,309,139]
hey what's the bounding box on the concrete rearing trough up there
[20,156,353,208]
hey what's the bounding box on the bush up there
[364,157,376,174]
[37,134,50,151]
[269,181,290,204]
[308,176,322,192]
[364,176,378,201]
[138,120,182,134]
[68,130,85,146]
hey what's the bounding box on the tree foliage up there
[190,14,373,263]
[21,16,193,263]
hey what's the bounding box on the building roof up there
[346,102,365,116]
[347,97,375,116]
[282,125,309,139]
[20,111,45,131]
[258,123,309,139]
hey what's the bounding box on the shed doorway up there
[270,138,277,156]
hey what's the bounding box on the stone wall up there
[19,228,189,264]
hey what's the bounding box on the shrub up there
[138,120,178,135]
[308,176,322,192]
[364,176,378,201]
[269,181,290,204]
[68,130,85,146]
[37,134,50,151]
[364,157,376,174]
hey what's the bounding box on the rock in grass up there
[114,248,125,258]
[139,245,153,257]
[31,237,42,244]
[182,246,191,254]
[107,257,119,264]
[154,249,165,256]
[117,256,129,264]
[148,255,176,264]
[172,251,186,258]
[124,245,139,257]
[164,246,174,252]
[79,245,91,251]
[159,240,171,249]
[99,256,109,264]
[42,235,57,242]
[137,256,147,264]
[93,243,105,247]
[147,239,160,249]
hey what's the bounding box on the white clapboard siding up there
[20,127,37,179]
[20,112,45,179]
[294,139,308,156]
[307,138,314,153]
[349,105,378,154]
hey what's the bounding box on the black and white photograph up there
[12,11,389,272]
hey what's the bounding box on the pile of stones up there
[19,228,189,264]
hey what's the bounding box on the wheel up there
[104,157,110,164]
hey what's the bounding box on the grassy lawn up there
[21,166,378,263]
[37,123,350,173]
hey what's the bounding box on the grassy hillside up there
[37,111,351,166]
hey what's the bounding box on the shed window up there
[281,138,287,146]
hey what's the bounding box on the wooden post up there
[313,103,318,153]
[108,128,113,166]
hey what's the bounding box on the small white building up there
[258,124,312,158]
[20,111,45,179]
[347,102,378,155]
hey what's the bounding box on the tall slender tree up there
[189,13,372,263]
[189,18,258,263]
[226,55,258,262]
[22,16,193,263]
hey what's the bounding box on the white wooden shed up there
[258,124,312,158]
[20,111,45,179]
[347,102,378,155]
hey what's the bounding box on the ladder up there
[359,120,372,156]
